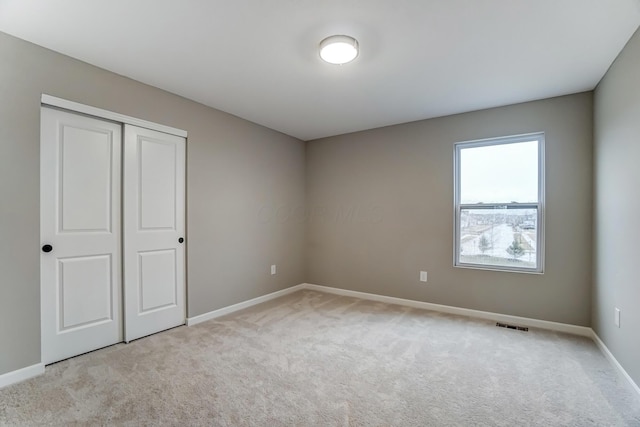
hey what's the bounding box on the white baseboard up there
[185,282,639,399]
[301,283,593,337]
[303,283,638,398]
[186,284,307,326]
[0,363,44,390]
[591,331,640,398]
[2,285,636,401]
[188,282,592,335]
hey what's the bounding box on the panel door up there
[123,125,186,342]
[40,107,123,364]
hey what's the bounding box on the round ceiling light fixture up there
[319,35,359,65]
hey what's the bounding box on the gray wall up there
[1,27,617,382]
[0,32,306,376]
[307,93,593,326]
[593,28,640,386]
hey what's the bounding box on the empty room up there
[1,1,640,425]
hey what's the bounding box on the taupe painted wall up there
[593,28,640,386]
[0,28,607,382]
[307,93,593,326]
[0,32,306,376]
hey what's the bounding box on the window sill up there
[454,263,544,275]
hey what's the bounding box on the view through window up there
[454,134,544,272]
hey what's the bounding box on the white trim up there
[186,284,306,326]
[40,94,187,138]
[301,283,592,337]
[186,282,640,399]
[188,282,591,335]
[453,132,545,274]
[3,287,637,403]
[0,363,44,390]
[591,331,640,398]
[302,284,639,397]
[13,282,636,402]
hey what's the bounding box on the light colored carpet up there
[1,289,639,426]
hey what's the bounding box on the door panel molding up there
[41,107,123,365]
[41,102,187,364]
[123,124,186,342]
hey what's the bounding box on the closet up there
[40,105,186,364]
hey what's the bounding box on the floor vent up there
[496,322,528,332]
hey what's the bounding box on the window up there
[454,133,544,273]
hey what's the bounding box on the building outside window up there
[454,133,545,273]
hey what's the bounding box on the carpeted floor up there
[1,289,639,426]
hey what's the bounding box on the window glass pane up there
[460,141,538,204]
[459,207,538,269]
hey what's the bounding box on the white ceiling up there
[1,1,639,141]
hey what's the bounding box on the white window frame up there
[453,132,545,274]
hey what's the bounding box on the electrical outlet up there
[271,265,276,275]
[614,307,620,328]
[419,271,428,282]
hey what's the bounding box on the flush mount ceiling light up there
[319,35,359,65]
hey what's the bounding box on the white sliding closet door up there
[123,125,186,342]
[40,107,123,364]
